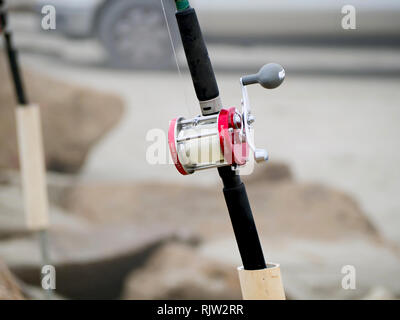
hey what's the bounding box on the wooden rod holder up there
[238,263,286,300]
[16,104,49,231]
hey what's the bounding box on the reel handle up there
[242,63,285,89]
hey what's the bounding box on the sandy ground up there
[5,13,400,247]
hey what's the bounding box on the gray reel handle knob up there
[242,63,285,89]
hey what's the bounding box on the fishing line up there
[160,0,192,116]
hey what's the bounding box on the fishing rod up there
[0,0,52,299]
[167,0,286,299]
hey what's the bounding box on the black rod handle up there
[219,166,266,270]
[175,7,219,103]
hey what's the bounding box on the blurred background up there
[0,0,399,299]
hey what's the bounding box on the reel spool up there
[168,63,285,175]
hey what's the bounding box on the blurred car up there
[36,0,400,68]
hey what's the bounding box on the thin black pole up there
[0,0,28,105]
[174,1,266,270]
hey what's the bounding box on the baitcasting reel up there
[168,63,285,175]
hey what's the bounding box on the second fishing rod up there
[1,0,52,299]
[169,0,286,299]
